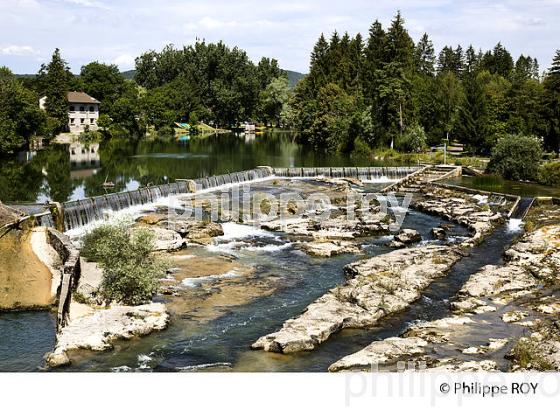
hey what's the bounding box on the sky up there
[0,0,559,74]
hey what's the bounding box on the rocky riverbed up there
[46,303,169,367]
[251,183,508,355]
[328,213,560,372]
[38,176,534,371]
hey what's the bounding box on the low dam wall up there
[35,166,421,232]
[272,166,421,179]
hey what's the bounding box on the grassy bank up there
[364,149,489,169]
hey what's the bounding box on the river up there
[0,132,403,204]
[0,132,535,372]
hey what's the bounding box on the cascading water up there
[272,166,420,180]
[57,167,418,231]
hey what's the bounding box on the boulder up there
[301,241,361,257]
[185,222,224,245]
[329,337,428,372]
[45,351,70,368]
[136,226,184,251]
[425,359,498,372]
[253,245,461,353]
[136,214,168,225]
[502,311,528,323]
[394,229,422,244]
[388,240,407,249]
[46,303,169,368]
[431,227,446,240]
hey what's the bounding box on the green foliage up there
[78,129,102,144]
[81,221,167,305]
[258,76,292,126]
[305,83,358,151]
[292,12,559,155]
[77,62,127,119]
[37,49,72,134]
[351,137,372,158]
[511,337,555,371]
[135,41,280,127]
[396,124,427,153]
[0,67,46,154]
[488,134,543,181]
[537,161,560,186]
[414,33,435,76]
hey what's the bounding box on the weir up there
[510,197,535,220]
[25,166,423,232]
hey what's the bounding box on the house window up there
[89,106,94,112]
[80,106,85,112]
[70,118,75,124]
[69,105,75,112]
[80,118,85,124]
[90,118,94,124]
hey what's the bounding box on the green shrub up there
[396,125,427,153]
[156,125,175,138]
[78,129,102,144]
[537,161,560,187]
[351,137,372,158]
[487,134,542,181]
[81,220,167,305]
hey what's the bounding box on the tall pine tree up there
[37,49,72,134]
[414,33,436,76]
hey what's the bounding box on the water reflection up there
[0,132,405,204]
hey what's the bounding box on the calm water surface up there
[0,132,405,204]
[447,175,560,197]
[0,311,56,371]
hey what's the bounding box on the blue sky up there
[1,0,559,74]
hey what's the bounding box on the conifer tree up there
[37,48,72,134]
[414,33,436,76]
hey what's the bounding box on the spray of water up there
[507,218,524,233]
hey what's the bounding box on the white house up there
[39,91,100,134]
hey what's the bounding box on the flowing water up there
[55,209,470,372]
[0,133,532,372]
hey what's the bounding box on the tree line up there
[292,12,560,155]
[0,41,292,154]
[1,13,559,159]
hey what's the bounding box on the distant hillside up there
[285,70,306,88]
[120,70,135,80]
[119,69,306,87]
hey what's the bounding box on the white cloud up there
[56,0,110,9]
[112,54,136,69]
[1,0,559,73]
[0,45,37,56]
[198,17,238,30]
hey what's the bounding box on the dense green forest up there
[292,12,560,156]
[1,12,559,163]
[0,41,293,154]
